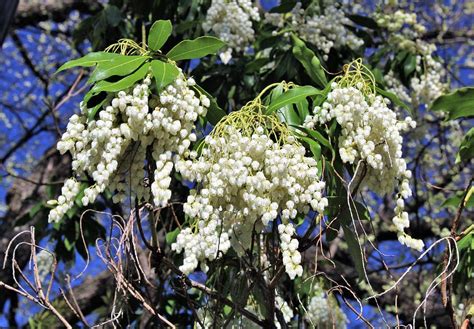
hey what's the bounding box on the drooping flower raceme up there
[49,72,209,222]
[203,0,260,64]
[265,2,363,60]
[304,78,423,251]
[410,42,448,106]
[172,121,327,277]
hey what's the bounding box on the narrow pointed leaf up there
[266,85,322,115]
[167,36,225,61]
[88,55,149,84]
[148,20,172,51]
[150,60,179,92]
[91,64,149,93]
[342,224,365,281]
[56,52,121,73]
[292,125,331,149]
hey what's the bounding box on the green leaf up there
[342,224,365,280]
[266,85,321,114]
[457,231,473,251]
[403,53,417,78]
[457,127,474,163]
[299,136,321,160]
[292,125,331,149]
[295,98,309,120]
[291,34,327,88]
[166,228,180,244]
[442,191,474,209]
[88,55,149,84]
[347,14,379,29]
[325,196,370,225]
[150,60,179,92]
[56,52,121,73]
[167,36,225,61]
[29,202,44,218]
[91,64,149,94]
[431,87,474,120]
[87,95,109,121]
[268,84,301,125]
[375,86,412,115]
[192,84,226,126]
[148,20,173,51]
[104,5,122,26]
[269,1,297,13]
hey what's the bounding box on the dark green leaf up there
[192,84,226,126]
[266,85,321,114]
[403,53,417,78]
[104,5,122,27]
[457,127,474,163]
[56,52,121,73]
[291,34,327,88]
[148,20,173,51]
[91,64,149,94]
[150,60,179,92]
[295,98,309,120]
[245,58,269,74]
[269,0,297,13]
[325,196,370,225]
[86,94,110,121]
[167,36,225,61]
[431,87,474,120]
[268,84,301,125]
[342,224,365,280]
[347,14,379,29]
[292,125,331,149]
[29,202,44,218]
[299,136,321,160]
[230,275,249,306]
[88,55,149,84]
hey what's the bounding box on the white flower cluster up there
[306,291,347,328]
[173,125,327,277]
[265,2,363,60]
[304,83,415,195]
[203,0,260,64]
[275,295,294,327]
[375,10,425,35]
[49,72,209,222]
[48,178,81,222]
[171,218,231,274]
[384,70,411,104]
[410,43,448,106]
[278,223,302,280]
[304,82,424,250]
[36,249,54,282]
[386,44,447,108]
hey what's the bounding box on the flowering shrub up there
[6,1,472,328]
